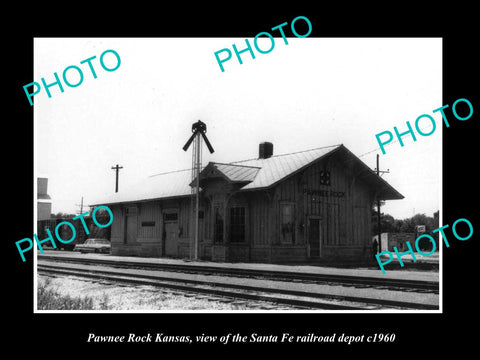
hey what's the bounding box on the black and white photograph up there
[33,37,441,313]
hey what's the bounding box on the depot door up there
[124,207,138,244]
[164,222,178,256]
[308,217,322,258]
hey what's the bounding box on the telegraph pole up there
[111,164,123,193]
[375,154,389,253]
[75,196,84,214]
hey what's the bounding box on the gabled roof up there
[196,162,261,185]
[230,144,342,190]
[92,144,403,206]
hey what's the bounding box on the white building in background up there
[37,176,52,220]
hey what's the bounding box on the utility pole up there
[75,196,84,214]
[375,154,389,253]
[111,164,123,193]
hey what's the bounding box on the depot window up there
[213,206,224,243]
[229,207,246,243]
[280,203,295,244]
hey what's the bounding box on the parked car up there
[74,238,111,254]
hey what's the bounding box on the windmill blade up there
[201,132,215,153]
[182,132,197,151]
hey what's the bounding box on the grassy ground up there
[36,275,287,311]
[37,277,110,310]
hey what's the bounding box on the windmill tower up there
[183,120,214,260]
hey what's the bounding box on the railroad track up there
[37,254,439,293]
[37,258,439,310]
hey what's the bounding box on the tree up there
[51,212,76,219]
[372,210,439,235]
[372,210,396,234]
[371,210,440,252]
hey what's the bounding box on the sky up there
[34,37,442,220]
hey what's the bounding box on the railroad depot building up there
[93,143,403,263]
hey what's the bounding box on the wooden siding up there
[137,202,162,241]
[110,206,123,242]
[247,192,272,246]
[108,151,376,262]
[264,152,373,259]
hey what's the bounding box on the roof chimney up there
[259,142,273,159]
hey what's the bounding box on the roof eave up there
[90,193,192,207]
